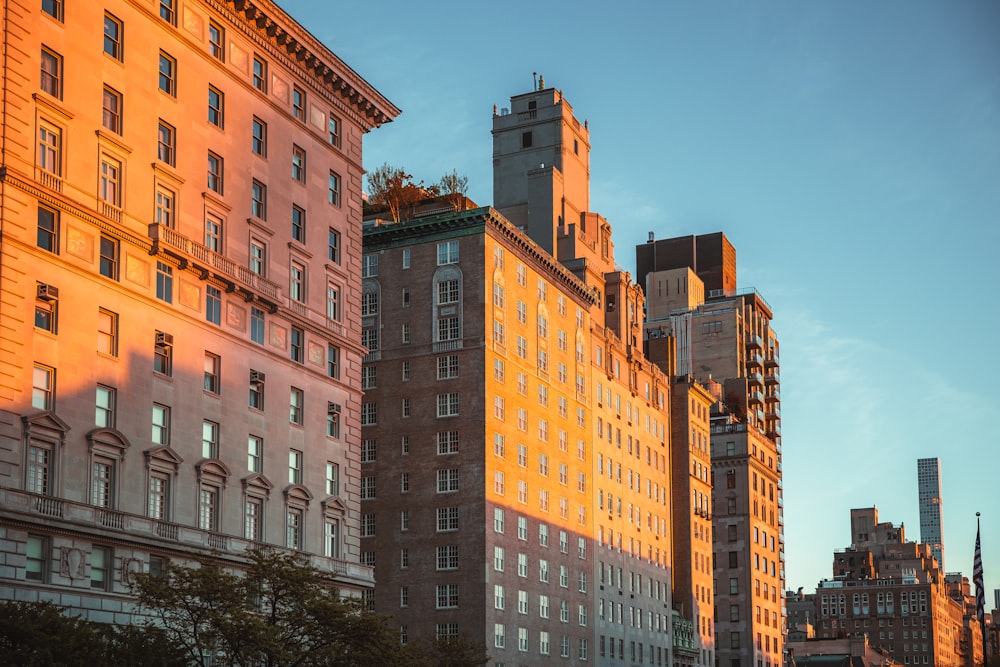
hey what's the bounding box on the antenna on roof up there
[532,72,537,90]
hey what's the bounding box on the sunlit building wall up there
[0,0,397,616]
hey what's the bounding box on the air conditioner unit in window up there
[155,331,174,347]
[250,370,266,384]
[328,402,341,415]
[36,284,59,301]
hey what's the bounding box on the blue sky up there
[280,0,1000,597]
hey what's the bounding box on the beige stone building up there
[0,0,396,618]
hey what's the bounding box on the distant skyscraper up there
[917,458,945,570]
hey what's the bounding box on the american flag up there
[974,513,985,645]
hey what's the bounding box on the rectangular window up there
[436,545,459,571]
[291,205,306,243]
[328,171,341,206]
[42,0,62,21]
[325,462,340,496]
[252,55,267,92]
[292,86,305,121]
[35,289,57,333]
[153,332,172,375]
[247,436,262,472]
[328,114,341,147]
[95,385,116,427]
[159,0,176,25]
[251,180,266,219]
[204,214,223,253]
[208,21,225,61]
[250,307,265,344]
[198,485,219,532]
[90,546,112,590]
[155,185,175,228]
[31,363,54,411]
[436,506,459,532]
[436,431,459,455]
[292,145,306,182]
[97,308,118,356]
[203,352,220,393]
[25,535,47,582]
[435,584,459,609]
[437,316,459,342]
[327,283,340,321]
[244,498,261,541]
[157,121,175,165]
[206,285,222,325]
[207,152,223,194]
[437,240,459,265]
[158,51,176,96]
[437,468,459,493]
[252,117,267,156]
[327,228,341,264]
[360,402,376,426]
[437,279,460,304]
[290,326,304,362]
[436,393,459,418]
[26,443,51,493]
[102,86,122,134]
[289,387,304,425]
[103,13,123,60]
[148,472,169,519]
[99,156,121,207]
[202,420,219,459]
[288,449,303,485]
[207,86,224,128]
[37,206,58,253]
[40,47,62,98]
[99,235,119,279]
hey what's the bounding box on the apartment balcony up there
[746,351,763,368]
[767,424,781,439]
[767,405,781,418]
[748,371,764,386]
[766,388,780,402]
[35,166,63,193]
[765,353,780,368]
[148,223,282,306]
[765,371,780,385]
[671,612,699,657]
[749,389,764,405]
[1,488,369,583]
[746,334,763,350]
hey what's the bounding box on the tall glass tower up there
[917,457,945,570]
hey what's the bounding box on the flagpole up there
[974,511,986,663]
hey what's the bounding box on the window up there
[202,420,219,459]
[103,13,123,60]
[87,546,112,591]
[437,468,459,493]
[327,114,341,146]
[361,366,376,390]
[292,145,306,182]
[437,431,459,455]
[95,385,116,427]
[289,388,303,425]
[153,333,172,375]
[155,185,175,228]
[208,86,224,128]
[325,462,340,496]
[436,584,459,609]
[158,52,176,96]
[360,402,376,426]
[282,507,302,549]
[97,308,118,356]
[244,498,262,541]
[202,352,220,393]
[327,284,341,321]
[521,131,532,148]
[207,152,223,194]
[360,513,375,537]
[327,344,340,379]
[252,117,267,156]
[252,55,267,92]
[323,171,342,207]
[437,355,459,380]
[102,86,122,134]
[157,121,176,165]
[148,472,169,519]
[99,156,121,207]
[436,545,459,570]
[247,436,262,472]
[205,214,224,253]
[437,240,459,265]
[206,286,222,325]
[159,0,176,25]
[151,404,170,444]
[244,308,263,347]
[437,279,460,304]
[288,449,303,485]
[199,487,220,532]
[325,228,341,264]
[36,205,59,255]
[31,364,54,411]
[26,441,52,493]
[251,180,266,219]
[25,535,47,582]
[437,316,459,342]
[42,0,62,21]
[291,205,306,243]
[437,393,459,417]
[40,47,62,98]
[97,235,119,280]
[436,506,459,532]
[360,439,376,463]
[290,264,306,305]
[292,86,305,121]
[208,21,225,61]
[324,519,340,558]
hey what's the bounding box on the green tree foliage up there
[0,600,185,667]
[131,549,415,667]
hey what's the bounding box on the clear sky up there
[279,0,1000,598]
